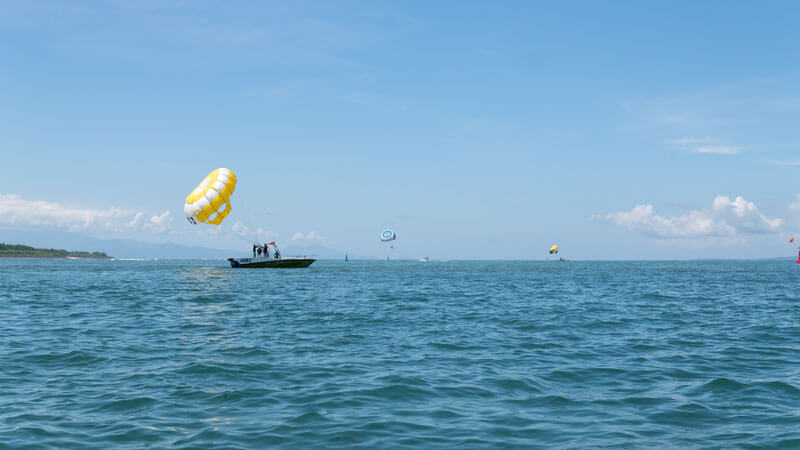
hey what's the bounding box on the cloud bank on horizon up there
[0,193,172,234]
[0,193,303,249]
[5,190,798,242]
[592,195,789,239]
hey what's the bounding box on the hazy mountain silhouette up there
[0,229,351,259]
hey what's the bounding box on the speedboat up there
[228,257,315,268]
[419,256,431,262]
[229,241,315,268]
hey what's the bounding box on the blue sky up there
[1,0,799,259]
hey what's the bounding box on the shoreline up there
[0,256,112,260]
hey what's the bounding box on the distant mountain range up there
[0,229,350,260]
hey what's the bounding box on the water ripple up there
[2,259,800,448]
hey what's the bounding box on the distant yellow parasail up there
[184,168,237,225]
[549,245,559,254]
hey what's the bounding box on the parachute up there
[184,168,237,225]
[380,229,397,242]
[380,229,397,255]
[549,245,559,255]
[790,237,795,243]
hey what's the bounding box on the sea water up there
[2,259,800,448]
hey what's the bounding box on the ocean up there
[2,259,800,448]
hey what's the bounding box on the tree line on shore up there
[0,243,110,259]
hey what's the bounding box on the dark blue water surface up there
[2,259,800,448]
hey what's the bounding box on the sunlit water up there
[2,259,800,448]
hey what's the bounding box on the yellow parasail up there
[549,245,559,254]
[184,168,237,225]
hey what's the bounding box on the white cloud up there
[766,159,800,166]
[790,195,800,211]
[788,195,800,225]
[143,211,171,234]
[291,231,324,243]
[591,195,782,238]
[694,145,741,155]
[671,137,713,146]
[0,193,172,234]
[711,196,782,233]
[670,137,741,155]
[231,222,273,241]
[127,211,145,228]
[1,193,136,232]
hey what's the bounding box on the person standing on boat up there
[264,244,270,259]
[252,244,257,258]
[257,245,263,258]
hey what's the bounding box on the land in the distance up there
[0,243,111,259]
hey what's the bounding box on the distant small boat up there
[419,256,431,262]
[228,257,315,268]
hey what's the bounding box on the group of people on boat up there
[252,242,281,259]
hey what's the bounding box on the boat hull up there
[228,257,315,268]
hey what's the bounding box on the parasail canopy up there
[790,237,795,243]
[380,229,397,242]
[549,245,559,254]
[184,168,237,225]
